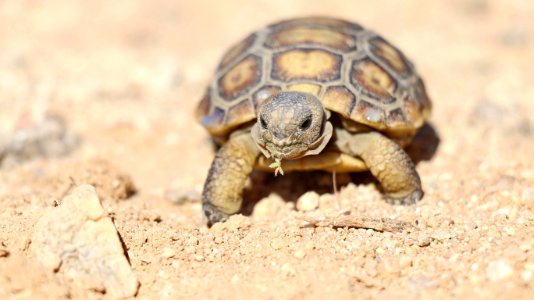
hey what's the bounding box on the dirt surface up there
[1,0,534,299]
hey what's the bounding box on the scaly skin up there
[335,128,423,204]
[202,133,260,225]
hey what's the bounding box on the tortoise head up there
[251,91,333,161]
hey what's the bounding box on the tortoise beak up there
[251,123,301,159]
[251,123,272,158]
[251,121,333,160]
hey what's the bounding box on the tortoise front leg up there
[335,128,423,204]
[202,133,260,225]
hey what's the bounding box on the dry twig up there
[297,214,413,233]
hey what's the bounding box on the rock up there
[486,259,514,282]
[296,191,320,212]
[521,269,533,284]
[252,193,286,218]
[417,236,432,247]
[31,184,139,298]
[281,263,296,277]
[161,247,176,259]
[293,249,306,259]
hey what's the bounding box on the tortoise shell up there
[196,17,431,143]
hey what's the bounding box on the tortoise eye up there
[300,117,312,130]
[260,116,268,129]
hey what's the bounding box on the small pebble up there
[417,236,432,247]
[270,239,285,250]
[296,191,320,212]
[214,236,224,244]
[293,250,306,259]
[231,275,240,284]
[184,246,196,254]
[432,229,453,241]
[281,263,296,277]
[160,247,176,259]
[252,194,286,218]
[519,243,532,252]
[486,259,514,281]
[399,256,413,268]
[521,270,532,284]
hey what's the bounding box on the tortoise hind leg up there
[202,133,260,225]
[335,128,423,204]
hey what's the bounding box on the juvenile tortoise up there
[196,17,431,224]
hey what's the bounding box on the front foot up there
[384,188,423,205]
[201,133,260,225]
[336,130,424,206]
[203,203,230,226]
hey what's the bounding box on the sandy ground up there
[1,0,534,299]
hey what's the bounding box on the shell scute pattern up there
[197,17,430,141]
[217,54,263,100]
[271,49,342,82]
[218,33,257,69]
[368,36,412,77]
[350,58,397,104]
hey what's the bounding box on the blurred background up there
[1,0,532,189]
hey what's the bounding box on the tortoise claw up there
[203,203,230,226]
[385,188,423,205]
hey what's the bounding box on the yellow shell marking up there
[219,55,260,99]
[322,86,355,118]
[371,39,408,75]
[273,49,340,82]
[353,60,395,100]
[287,83,322,96]
[226,99,255,126]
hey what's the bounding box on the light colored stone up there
[281,263,296,277]
[231,274,240,284]
[252,193,286,218]
[270,239,285,250]
[293,250,306,259]
[486,259,514,282]
[417,236,432,247]
[399,255,413,269]
[296,191,320,212]
[31,184,139,298]
[161,247,176,259]
[521,269,533,283]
